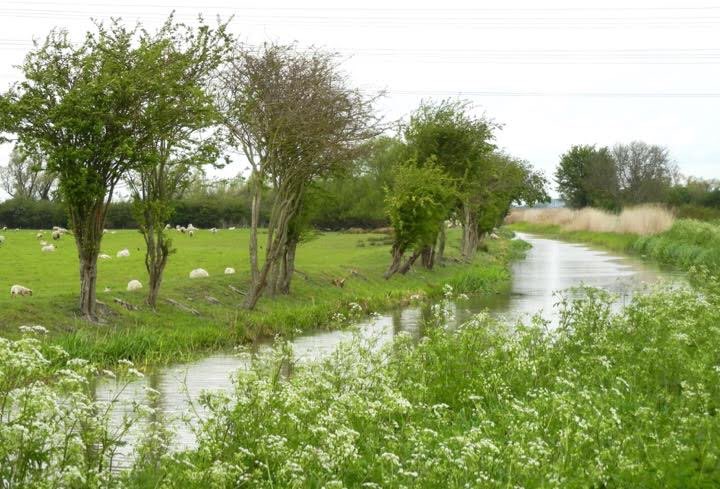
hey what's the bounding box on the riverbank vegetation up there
[507,206,720,272]
[0,227,526,366]
[4,273,719,487]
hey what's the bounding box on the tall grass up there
[634,219,720,270]
[507,204,675,236]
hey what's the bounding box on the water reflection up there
[96,232,681,464]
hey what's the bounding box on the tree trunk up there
[146,233,169,309]
[249,173,262,285]
[461,203,479,261]
[420,245,435,270]
[399,249,422,275]
[384,244,406,279]
[79,255,98,320]
[73,201,105,321]
[436,224,446,264]
[244,183,303,310]
[277,238,297,295]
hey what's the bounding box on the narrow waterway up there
[96,233,682,463]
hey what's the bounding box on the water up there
[95,233,681,462]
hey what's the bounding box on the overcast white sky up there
[1,0,720,198]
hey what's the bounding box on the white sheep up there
[189,268,209,279]
[490,232,499,240]
[35,232,43,239]
[52,230,61,240]
[224,267,236,275]
[165,224,171,230]
[116,249,130,258]
[1,226,6,230]
[188,230,194,237]
[99,253,111,259]
[210,227,217,234]
[41,244,55,252]
[39,240,47,246]
[179,227,186,234]
[126,279,143,291]
[0,235,5,244]
[187,223,196,230]
[10,284,32,297]
[228,226,236,230]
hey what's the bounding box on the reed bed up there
[506,204,675,236]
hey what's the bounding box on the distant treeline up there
[0,196,269,230]
[0,189,387,230]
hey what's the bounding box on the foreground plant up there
[0,328,159,488]
[151,277,720,488]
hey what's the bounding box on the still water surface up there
[96,233,681,460]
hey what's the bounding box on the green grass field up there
[0,227,526,366]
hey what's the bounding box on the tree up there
[612,141,678,205]
[555,144,619,210]
[0,22,152,320]
[384,161,455,279]
[126,18,230,308]
[0,145,56,200]
[472,152,549,237]
[221,43,381,309]
[402,100,497,263]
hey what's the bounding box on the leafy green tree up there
[402,100,497,263]
[555,144,619,210]
[0,22,150,320]
[384,161,455,279]
[472,152,549,238]
[127,18,230,308]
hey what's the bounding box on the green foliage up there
[386,161,456,252]
[403,99,496,184]
[142,278,720,487]
[0,331,154,488]
[634,219,720,270]
[473,152,549,235]
[555,144,619,210]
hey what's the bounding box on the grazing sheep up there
[41,244,56,252]
[11,284,32,297]
[179,227,186,234]
[188,230,194,237]
[210,227,217,233]
[1,226,5,230]
[99,253,111,259]
[224,267,236,275]
[126,279,143,291]
[52,230,61,240]
[165,224,171,230]
[187,223,196,230]
[116,248,130,258]
[189,268,209,279]
[39,240,47,246]
[35,232,43,239]
[228,226,236,230]
[0,235,4,244]
[103,229,108,235]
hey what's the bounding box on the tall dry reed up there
[506,204,674,236]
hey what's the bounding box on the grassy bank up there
[0,227,527,366]
[507,221,639,254]
[508,217,720,273]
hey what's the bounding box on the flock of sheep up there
[7,223,239,298]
